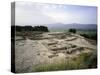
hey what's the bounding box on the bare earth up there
[15,32,96,73]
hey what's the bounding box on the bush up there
[33,52,97,72]
[12,25,49,32]
[33,26,49,32]
[69,29,76,33]
[86,50,97,68]
[80,33,97,40]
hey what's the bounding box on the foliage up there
[33,26,49,32]
[80,33,97,40]
[11,25,49,32]
[33,52,97,72]
[76,30,97,40]
[69,29,76,33]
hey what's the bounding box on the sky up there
[15,2,97,25]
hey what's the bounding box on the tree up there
[69,29,76,33]
[15,25,49,32]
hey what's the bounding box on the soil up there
[15,32,97,73]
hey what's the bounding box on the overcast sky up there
[15,2,97,25]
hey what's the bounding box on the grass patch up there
[33,52,97,72]
[77,30,97,40]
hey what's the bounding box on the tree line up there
[11,25,49,32]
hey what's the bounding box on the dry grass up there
[33,52,97,72]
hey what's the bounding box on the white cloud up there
[15,2,97,25]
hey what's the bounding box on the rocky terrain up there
[15,32,97,73]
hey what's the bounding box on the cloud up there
[15,2,97,25]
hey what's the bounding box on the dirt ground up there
[15,32,97,73]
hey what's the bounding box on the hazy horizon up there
[15,2,97,26]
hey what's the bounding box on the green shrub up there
[69,29,76,33]
[13,25,49,32]
[80,33,97,40]
[33,52,97,72]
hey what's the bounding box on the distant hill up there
[47,23,97,32]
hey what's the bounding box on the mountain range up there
[46,23,97,31]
